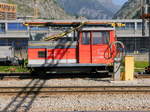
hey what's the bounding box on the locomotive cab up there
[27,25,118,73]
[79,27,115,64]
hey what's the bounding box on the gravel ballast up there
[0,78,150,111]
[0,78,150,87]
[0,93,150,111]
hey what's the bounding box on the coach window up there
[82,32,90,45]
[92,32,109,45]
[38,51,46,58]
[137,22,142,30]
[8,23,27,31]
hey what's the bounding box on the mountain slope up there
[97,0,121,13]
[113,0,141,19]
[56,0,120,19]
[0,0,74,19]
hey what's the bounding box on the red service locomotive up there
[25,21,124,74]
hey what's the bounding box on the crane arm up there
[44,22,86,41]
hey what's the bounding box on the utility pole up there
[141,0,150,73]
[33,0,39,19]
[141,0,145,36]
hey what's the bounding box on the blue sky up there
[113,0,128,5]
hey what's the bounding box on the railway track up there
[0,72,112,80]
[0,72,150,79]
[135,74,150,78]
[0,86,150,94]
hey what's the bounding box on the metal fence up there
[0,42,28,59]
[118,37,149,54]
[14,47,28,59]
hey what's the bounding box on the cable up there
[104,41,126,73]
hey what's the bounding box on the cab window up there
[82,32,90,45]
[92,32,110,45]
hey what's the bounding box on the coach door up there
[91,31,110,63]
[79,31,110,64]
[79,32,91,63]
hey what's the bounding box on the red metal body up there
[79,30,115,64]
[28,28,116,68]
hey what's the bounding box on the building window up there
[8,23,27,31]
[137,22,142,30]
[125,23,135,30]
[0,39,9,46]
[0,23,5,33]
[38,51,46,58]
[30,26,49,31]
[146,0,150,4]
[13,39,28,48]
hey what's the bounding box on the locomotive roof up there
[80,27,114,31]
[24,21,114,27]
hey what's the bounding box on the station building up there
[0,19,149,58]
[0,3,16,20]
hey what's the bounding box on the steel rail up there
[1,86,150,88]
[0,86,150,93]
